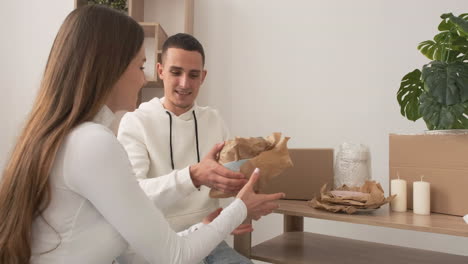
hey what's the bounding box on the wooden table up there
[234,200,468,264]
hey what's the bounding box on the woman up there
[0,5,283,264]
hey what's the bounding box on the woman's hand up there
[202,208,254,235]
[236,168,285,221]
[190,142,247,193]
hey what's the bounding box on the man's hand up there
[203,208,254,235]
[189,142,247,193]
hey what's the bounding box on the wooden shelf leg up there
[233,218,252,258]
[184,0,194,34]
[284,215,304,232]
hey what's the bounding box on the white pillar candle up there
[413,176,430,215]
[390,173,407,212]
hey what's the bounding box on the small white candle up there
[413,175,430,215]
[390,173,407,212]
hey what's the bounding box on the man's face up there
[157,48,207,115]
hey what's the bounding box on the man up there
[117,33,253,264]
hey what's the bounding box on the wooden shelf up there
[139,22,168,45]
[275,200,468,237]
[129,0,144,22]
[74,0,194,97]
[251,232,468,264]
[184,0,194,34]
[130,0,194,34]
[75,0,193,33]
[234,200,468,263]
[139,23,167,88]
[74,0,85,8]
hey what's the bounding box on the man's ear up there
[201,69,207,84]
[157,63,164,79]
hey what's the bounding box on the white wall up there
[193,0,468,260]
[0,0,73,169]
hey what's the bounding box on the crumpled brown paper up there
[308,181,395,214]
[209,132,293,198]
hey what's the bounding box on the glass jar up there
[334,142,371,188]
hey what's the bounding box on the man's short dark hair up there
[161,33,205,66]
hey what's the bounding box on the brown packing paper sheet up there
[218,134,278,163]
[309,199,358,214]
[309,181,395,214]
[209,133,293,198]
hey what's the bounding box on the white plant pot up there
[424,129,468,135]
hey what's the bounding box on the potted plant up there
[87,0,128,13]
[397,13,468,130]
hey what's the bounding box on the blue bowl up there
[223,159,249,172]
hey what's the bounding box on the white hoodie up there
[117,97,229,231]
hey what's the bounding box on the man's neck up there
[163,101,193,116]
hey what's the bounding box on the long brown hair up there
[0,5,143,263]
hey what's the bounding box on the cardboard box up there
[260,148,334,200]
[389,134,468,216]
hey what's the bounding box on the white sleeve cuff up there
[231,198,247,221]
[179,166,200,192]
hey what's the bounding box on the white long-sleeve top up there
[30,106,246,264]
[117,98,230,231]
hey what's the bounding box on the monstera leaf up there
[419,92,468,129]
[418,40,444,61]
[442,13,468,36]
[397,69,424,121]
[418,31,459,61]
[422,61,468,105]
[451,37,468,58]
[398,13,468,130]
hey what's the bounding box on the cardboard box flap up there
[260,148,334,200]
[389,134,468,169]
